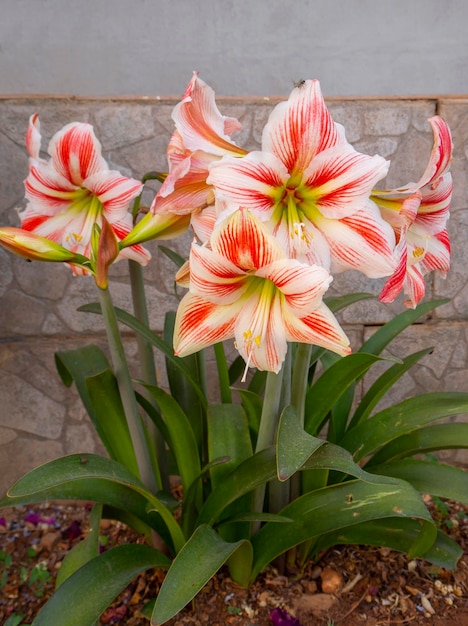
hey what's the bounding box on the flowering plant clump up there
[1,73,467,626]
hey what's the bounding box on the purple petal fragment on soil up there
[0,517,6,527]
[270,607,302,626]
[24,512,56,525]
[62,520,82,540]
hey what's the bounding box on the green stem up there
[128,260,168,491]
[252,363,286,533]
[97,285,157,493]
[213,342,232,404]
[290,343,312,501]
[255,367,285,455]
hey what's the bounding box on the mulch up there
[1,498,468,625]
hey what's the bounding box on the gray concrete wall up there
[1,0,468,98]
[0,94,467,495]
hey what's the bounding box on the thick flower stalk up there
[152,72,247,242]
[20,114,150,275]
[371,116,453,307]
[174,209,350,377]
[207,80,396,277]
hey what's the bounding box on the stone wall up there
[0,95,467,495]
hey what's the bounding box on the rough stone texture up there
[0,95,467,495]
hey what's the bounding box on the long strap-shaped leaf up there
[313,519,462,570]
[198,438,396,527]
[152,525,252,625]
[142,384,201,500]
[0,454,185,554]
[55,346,139,474]
[305,353,388,435]
[367,422,468,466]
[250,478,435,580]
[340,392,468,461]
[33,544,170,626]
[359,298,448,355]
[368,459,468,503]
[349,347,433,428]
[79,302,207,409]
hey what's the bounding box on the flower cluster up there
[0,73,453,376]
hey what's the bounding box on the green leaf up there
[163,311,206,447]
[367,422,468,466]
[250,478,436,580]
[277,405,325,481]
[305,353,389,435]
[314,519,462,570]
[235,388,263,439]
[33,544,169,626]
[152,525,252,624]
[0,454,185,554]
[208,404,253,487]
[78,303,207,409]
[55,347,138,473]
[350,347,433,428]
[359,298,448,356]
[368,459,468,503]
[340,392,468,461]
[207,404,254,545]
[142,385,201,499]
[158,245,186,268]
[213,342,233,404]
[56,504,103,588]
[325,292,374,313]
[197,448,277,526]
[85,370,139,475]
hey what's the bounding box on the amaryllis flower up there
[174,209,350,376]
[371,116,452,307]
[19,114,150,275]
[207,79,396,277]
[153,72,247,242]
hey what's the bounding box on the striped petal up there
[26,114,42,161]
[413,116,453,189]
[173,72,246,157]
[416,172,452,234]
[208,151,288,214]
[302,145,389,220]
[48,122,108,186]
[24,162,79,213]
[262,79,346,175]
[188,243,249,304]
[84,171,143,216]
[154,151,216,215]
[234,289,288,374]
[211,208,285,270]
[314,202,396,277]
[174,293,239,357]
[284,301,351,356]
[256,258,332,316]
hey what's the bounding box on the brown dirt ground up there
[1,498,467,625]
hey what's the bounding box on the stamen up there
[240,329,262,382]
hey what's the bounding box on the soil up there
[1,498,468,626]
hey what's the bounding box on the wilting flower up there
[153,72,247,242]
[207,79,395,277]
[19,114,150,275]
[372,116,452,307]
[174,209,350,376]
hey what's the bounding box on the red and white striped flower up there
[372,116,452,307]
[152,72,247,242]
[207,80,395,277]
[174,209,350,376]
[20,115,150,275]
